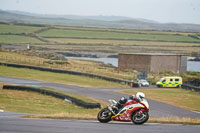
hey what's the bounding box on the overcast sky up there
[0,0,200,24]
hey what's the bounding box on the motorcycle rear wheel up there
[97,107,112,123]
[131,111,149,125]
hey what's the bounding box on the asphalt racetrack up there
[0,112,199,133]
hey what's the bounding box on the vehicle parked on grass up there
[156,76,182,88]
[97,92,149,125]
[138,79,149,87]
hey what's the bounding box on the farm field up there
[0,24,43,34]
[39,29,200,42]
[0,35,43,43]
[0,22,199,55]
[40,39,200,54]
[50,25,195,36]
[46,38,200,46]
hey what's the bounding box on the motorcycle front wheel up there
[131,111,149,125]
[97,107,113,123]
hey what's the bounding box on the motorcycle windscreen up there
[140,98,149,109]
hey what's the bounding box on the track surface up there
[0,76,199,118]
[0,76,200,133]
[0,112,200,133]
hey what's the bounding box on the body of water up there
[187,61,200,72]
[66,57,200,72]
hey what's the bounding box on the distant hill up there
[0,10,200,32]
[5,10,158,22]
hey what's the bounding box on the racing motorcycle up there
[97,95,149,124]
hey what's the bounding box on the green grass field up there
[39,29,200,42]
[52,25,190,35]
[0,35,43,43]
[46,38,200,46]
[44,38,200,53]
[0,66,127,88]
[0,24,43,34]
[118,88,200,112]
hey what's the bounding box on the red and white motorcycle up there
[97,92,149,124]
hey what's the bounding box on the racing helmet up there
[136,92,145,101]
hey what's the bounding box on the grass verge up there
[0,65,127,88]
[0,88,102,115]
[117,88,200,112]
[0,82,3,89]
[22,113,96,120]
[22,115,200,125]
[149,117,200,125]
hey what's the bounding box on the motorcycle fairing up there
[111,103,145,122]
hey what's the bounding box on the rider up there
[113,92,145,113]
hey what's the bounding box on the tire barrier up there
[0,62,138,87]
[3,85,101,109]
[181,84,200,92]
